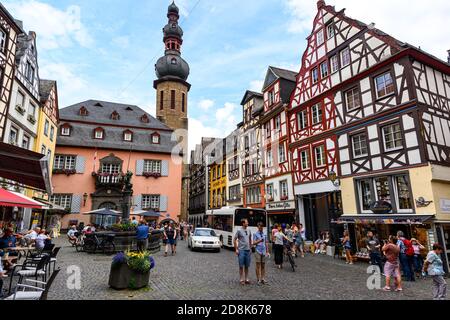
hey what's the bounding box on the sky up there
[3,0,450,152]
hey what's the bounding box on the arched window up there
[79,106,89,116]
[123,130,133,142]
[61,123,72,136]
[94,127,105,140]
[141,114,150,123]
[111,111,120,120]
[151,132,160,145]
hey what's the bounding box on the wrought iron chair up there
[8,254,51,295]
[4,268,60,300]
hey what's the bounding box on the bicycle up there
[83,233,116,255]
[283,241,297,272]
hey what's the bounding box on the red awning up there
[0,142,52,194]
[0,188,43,209]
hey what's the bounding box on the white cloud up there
[285,0,450,60]
[249,80,264,92]
[3,0,93,49]
[40,62,87,101]
[198,99,215,111]
[189,102,240,152]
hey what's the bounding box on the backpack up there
[403,239,415,257]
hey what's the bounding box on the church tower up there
[154,1,190,221]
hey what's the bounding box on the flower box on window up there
[143,172,162,179]
[53,169,77,176]
[15,104,25,115]
[280,196,289,201]
[27,115,36,124]
[267,196,274,202]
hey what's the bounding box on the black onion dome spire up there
[155,1,190,81]
[168,1,179,15]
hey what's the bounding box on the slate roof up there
[57,100,177,154]
[59,100,170,130]
[39,80,55,101]
[269,66,297,83]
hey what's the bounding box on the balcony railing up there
[93,172,125,187]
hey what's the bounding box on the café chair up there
[8,254,51,295]
[3,268,60,300]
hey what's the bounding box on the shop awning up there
[0,188,44,209]
[0,142,52,194]
[332,215,435,225]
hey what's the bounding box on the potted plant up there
[143,172,162,179]
[109,251,155,290]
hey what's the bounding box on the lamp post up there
[329,170,340,187]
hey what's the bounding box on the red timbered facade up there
[289,1,450,266]
[261,67,298,225]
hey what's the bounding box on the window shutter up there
[160,195,168,212]
[71,195,82,213]
[133,195,142,211]
[161,160,169,176]
[75,156,85,173]
[136,160,144,176]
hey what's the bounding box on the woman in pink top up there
[382,235,402,292]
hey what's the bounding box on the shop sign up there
[370,201,393,215]
[267,201,295,211]
[440,199,450,213]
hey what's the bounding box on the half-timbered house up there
[260,66,298,226]
[225,127,243,208]
[0,4,22,143]
[240,91,265,210]
[289,1,450,270]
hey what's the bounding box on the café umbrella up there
[131,209,161,219]
[83,208,122,228]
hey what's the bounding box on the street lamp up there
[83,193,88,206]
[329,170,340,187]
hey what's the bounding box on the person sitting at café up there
[0,228,18,270]
[314,231,330,254]
[84,227,93,236]
[67,225,77,241]
[23,227,40,246]
[35,229,51,252]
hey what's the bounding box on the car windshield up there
[194,229,217,237]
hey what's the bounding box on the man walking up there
[253,222,269,285]
[397,231,414,281]
[366,231,383,274]
[136,221,149,252]
[234,219,253,285]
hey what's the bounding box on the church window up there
[160,91,164,110]
[171,90,176,109]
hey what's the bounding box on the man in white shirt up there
[24,227,40,245]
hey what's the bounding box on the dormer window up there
[61,124,72,137]
[79,106,89,116]
[94,102,103,107]
[123,130,133,142]
[125,107,133,111]
[151,133,160,144]
[141,114,150,123]
[94,128,105,140]
[111,111,120,120]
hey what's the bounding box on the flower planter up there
[109,263,150,290]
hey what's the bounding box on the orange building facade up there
[52,100,182,229]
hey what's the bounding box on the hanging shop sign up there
[267,201,295,211]
[370,201,393,215]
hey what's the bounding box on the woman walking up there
[423,243,447,300]
[342,230,353,265]
[273,225,289,269]
[382,236,403,292]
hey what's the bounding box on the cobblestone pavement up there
[42,237,443,300]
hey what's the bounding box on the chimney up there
[317,0,326,10]
[447,49,450,64]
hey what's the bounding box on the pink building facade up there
[51,100,182,229]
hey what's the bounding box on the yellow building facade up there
[209,162,227,210]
